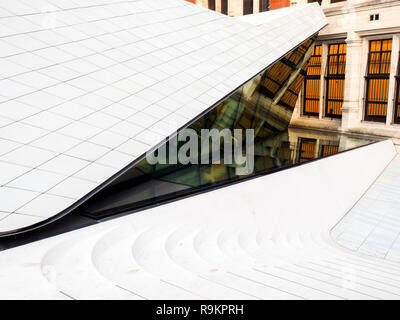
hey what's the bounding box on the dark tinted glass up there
[243,0,253,15]
[221,0,228,14]
[395,58,400,123]
[75,37,377,219]
[208,0,216,10]
[259,0,269,12]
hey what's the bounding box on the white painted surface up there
[332,153,400,261]
[0,0,327,232]
[0,140,397,300]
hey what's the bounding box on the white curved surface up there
[0,0,327,232]
[332,154,400,262]
[0,140,398,299]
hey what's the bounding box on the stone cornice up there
[317,32,347,41]
[323,0,400,16]
[356,26,400,36]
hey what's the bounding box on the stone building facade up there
[290,0,400,141]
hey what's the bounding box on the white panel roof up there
[332,154,400,261]
[0,0,327,233]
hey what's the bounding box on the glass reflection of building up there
[76,37,376,219]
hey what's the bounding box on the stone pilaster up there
[341,32,363,131]
[216,0,222,12]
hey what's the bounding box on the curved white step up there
[92,224,200,299]
[40,226,140,300]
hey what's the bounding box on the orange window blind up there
[320,144,339,156]
[364,39,392,122]
[297,139,316,162]
[325,43,346,118]
[303,45,322,116]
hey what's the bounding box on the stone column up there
[341,31,364,131]
[253,0,259,13]
[198,0,208,9]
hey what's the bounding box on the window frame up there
[221,0,228,15]
[303,44,322,117]
[259,0,269,12]
[364,39,392,123]
[320,143,339,157]
[243,0,253,15]
[324,42,347,118]
[208,0,216,10]
[297,138,317,162]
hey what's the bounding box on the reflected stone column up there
[216,0,222,12]
[338,134,363,152]
[341,32,363,131]
[229,0,243,16]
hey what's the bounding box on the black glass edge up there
[91,137,382,222]
[0,135,382,251]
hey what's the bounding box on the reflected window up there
[303,44,322,116]
[259,0,269,12]
[243,0,253,15]
[325,43,346,118]
[208,0,216,10]
[320,144,339,156]
[297,138,316,162]
[221,0,228,14]
[364,39,392,122]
